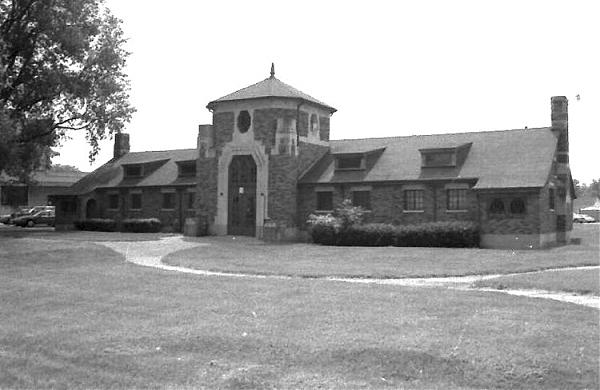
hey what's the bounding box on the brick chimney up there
[551,96,568,163]
[113,132,130,160]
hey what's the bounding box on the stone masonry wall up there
[268,154,298,227]
[319,116,330,141]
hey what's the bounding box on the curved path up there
[98,236,600,309]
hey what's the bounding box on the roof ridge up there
[125,148,197,154]
[331,126,551,143]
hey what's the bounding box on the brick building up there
[52,66,574,248]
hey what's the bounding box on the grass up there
[474,269,600,295]
[163,224,600,279]
[0,234,598,388]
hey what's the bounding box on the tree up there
[0,0,134,182]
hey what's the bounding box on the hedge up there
[74,218,162,233]
[74,218,117,232]
[121,218,161,233]
[310,221,479,248]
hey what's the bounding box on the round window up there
[237,110,251,133]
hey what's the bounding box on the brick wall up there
[90,186,195,232]
[478,191,540,235]
[297,182,479,229]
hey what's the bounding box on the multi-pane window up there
[352,191,371,209]
[130,193,142,210]
[178,162,196,177]
[404,190,424,211]
[162,192,175,209]
[510,198,526,214]
[489,199,505,214]
[336,156,363,170]
[423,152,455,167]
[549,188,555,210]
[124,165,142,177]
[447,189,467,210]
[186,192,195,210]
[316,191,333,211]
[108,194,119,209]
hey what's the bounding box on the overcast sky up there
[52,0,599,183]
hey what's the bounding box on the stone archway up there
[86,198,98,219]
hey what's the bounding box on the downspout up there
[296,100,304,147]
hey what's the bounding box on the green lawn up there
[163,224,600,279]
[0,234,598,389]
[474,269,600,295]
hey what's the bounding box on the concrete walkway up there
[98,236,600,309]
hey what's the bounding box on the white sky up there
[52,0,599,183]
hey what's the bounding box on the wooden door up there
[228,155,257,236]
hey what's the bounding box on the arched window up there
[489,199,504,214]
[510,198,526,214]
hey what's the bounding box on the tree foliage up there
[0,0,134,181]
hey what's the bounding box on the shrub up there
[74,218,117,232]
[121,218,162,233]
[342,223,397,246]
[307,213,339,245]
[394,221,479,248]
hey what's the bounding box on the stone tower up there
[195,65,336,239]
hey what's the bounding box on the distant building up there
[0,169,87,214]
[52,65,574,248]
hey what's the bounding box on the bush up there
[307,213,339,245]
[308,219,479,248]
[121,218,162,233]
[393,221,479,248]
[74,218,117,232]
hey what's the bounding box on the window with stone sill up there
[162,192,175,210]
[130,193,142,210]
[404,190,424,211]
[186,192,195,210]
[316,191,333,211]
[510,198,526,215]
[447,189,468,211]
[352,191,371,209]
[108,194,119,209]
[489,198,505,215]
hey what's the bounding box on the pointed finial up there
[270,62,275,78]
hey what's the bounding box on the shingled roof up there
[207,65,336,112]
[61,149,197,195]
[300,127,557,190]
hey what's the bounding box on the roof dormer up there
[123,164,143,178]
[419,143,472,168]
[333,147,385,172]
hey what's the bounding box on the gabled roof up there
[60,149,197,195]
[299,127,557,190]
[207,74,336,112]
[1,169,87,187]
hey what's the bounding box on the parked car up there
[0,214,11,224]
[13,210,55,227]
[5,206,55,225]
[573,213,596,223]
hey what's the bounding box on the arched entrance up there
[86,199,98,219]
[228,155,256,236]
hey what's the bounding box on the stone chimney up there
[551,96,568,163]
[198,124,215,158]
[113,132,130,160]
